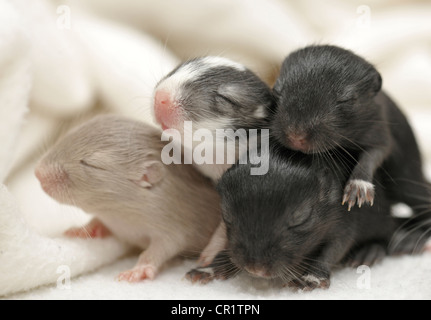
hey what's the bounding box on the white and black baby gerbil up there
[186,143,429,290]
[153,56,275,266]
[271,44,431,226]
[35,115,221,282]
[153,56,274,180]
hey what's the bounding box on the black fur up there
[210,143,425,289]
[271,45,431,229]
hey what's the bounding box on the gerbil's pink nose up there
[35,164,69,197]
[34,165,44,183]
[288,133,309,151]
[244,266,271,278]
[154,90,171,108]
[153,90,181,130]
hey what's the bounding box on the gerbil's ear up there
[341,70,382,101]
[137,161,165,188]
[371,71,382,94]
[361,69,382,97]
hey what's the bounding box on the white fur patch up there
[253,105,267,119]
[196,267,215,276]
[155,62,201,103]
[302,274,322,285]
[155,56,246,104]
[199,56,246,72]
[350,179,375,192]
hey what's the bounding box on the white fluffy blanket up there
[1,0,430,299]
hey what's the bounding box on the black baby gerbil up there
[271,45,431,225]
[187,144,428,290]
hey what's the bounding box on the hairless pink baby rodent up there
[35,115,221,282]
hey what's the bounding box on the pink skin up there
[35,165,68,199]
[117,238,183,283]
[64,218,112,239]
[153,89,182,131]
[286,133,311,153]
[117,265,157,282]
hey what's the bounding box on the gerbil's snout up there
[244,265,272,279]
[153,89,182,130]
[286,132,312,153]
[35,163,69,199]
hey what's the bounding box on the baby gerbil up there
[271,45,431,228]
[153,56,274,180]
[186,143,429,290]
[35,115,221,282]
[153,56,275,266]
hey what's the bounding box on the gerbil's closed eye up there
[216,83,253,108]
[80,159,106,171]
[80,152,113,171]
[288,204,313,228]
[337,86,359,104]
[215,92,241,109]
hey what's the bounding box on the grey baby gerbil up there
[35,115,221,282]
[153,56,274,180]
[153,56,275,267]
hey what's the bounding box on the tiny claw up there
[342,194,348,206]
[367,192,374,206]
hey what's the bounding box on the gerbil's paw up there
[117,265,157,283]
[342,179,375,211]
[286,274,330,292]
[347,243,387,268]
[64,221,111,239]
[185,267,218,285]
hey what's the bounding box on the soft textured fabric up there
[1,0,430,299]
